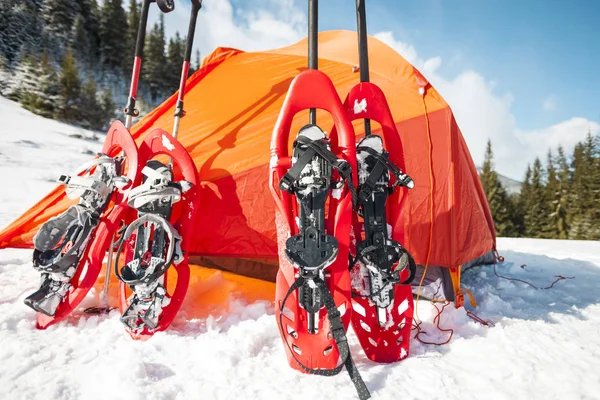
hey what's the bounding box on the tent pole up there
[172,0,202,140]
[308,0,318,125]
[356,0,371,136]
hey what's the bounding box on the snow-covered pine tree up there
[71,14,91,70]
[79,0,101,68]
[42,0,80,57]
[99,0,129,82]
[554,145,570,239]
[543,150,560,238]
[2,53,38,102]
[0,52,9,92]
[569,142,586,239]
[28,50,63,119]
[0,1,43,67]
[586,132,600,239]
[56,48,82,122]
[142,14,168,104]
[479,140,518,237]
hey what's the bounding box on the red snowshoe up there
[342,83,415,363]
[27,122,139,329]
[115,129,199,339]
[270,69,369,400]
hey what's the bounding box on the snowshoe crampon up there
[116,129,199,339]
[270,70,368,392]
[26,121,138,328]
[340,82,416,363]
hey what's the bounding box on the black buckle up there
[279,175,294,192]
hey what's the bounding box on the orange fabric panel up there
[394,108,495,268]
[95,262,274,320]
[194,164,277,258]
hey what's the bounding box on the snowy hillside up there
[1,97,599,400]
[477,166,523,195]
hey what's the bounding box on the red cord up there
[413,301,454,346]
[493,263,574,290]
[466,310,495,327]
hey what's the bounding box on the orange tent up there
[0,30,495,308]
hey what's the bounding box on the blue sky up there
[148,0,599,179]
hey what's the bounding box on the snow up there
[1,96,600,399]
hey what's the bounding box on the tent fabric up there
[0,31,496,283]
[411,266,456,302]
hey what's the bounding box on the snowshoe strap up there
[280,135,357,209]
[114,214,181,285]
[357,145,413,203]
[350,241,416,286]
[60,155,117,200]
[127,165,187,210]
[32,205,96,273]
[60,175,112,200]
[279,275,371,400]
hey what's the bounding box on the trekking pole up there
[124,0,175,130]
[308,0,318,125]
[172,0,202,139]
[356,0,371,136]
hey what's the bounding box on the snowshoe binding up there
[350,135,416,362]
[278,124,369,400]
[115,160,189,333]
[24,155,127,316]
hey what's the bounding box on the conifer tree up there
[99,0,129,77]
[1,2,44,66]
[543,150,560,238]
[79,77,102,129]
[42,0,80,55]
[166,32,185,93]
[519,164,532,234]
[143,15,168,103]
[586,133,600,239]
[568,141,592,239]
[523,157,549,238]
[554,145,570,239]
[479,140,517,237]
[32,50,63,119]
[57,48,82,122]
[79,0,101,66]
[71,14,91,69]
[3,53,38,102]
[0,53,9,92]
[127,0,141,59]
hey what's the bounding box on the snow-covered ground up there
[1,97,599,400]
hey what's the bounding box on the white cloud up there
[374,31,599,180]
[543,95,558,111]
[148,0,305,61]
